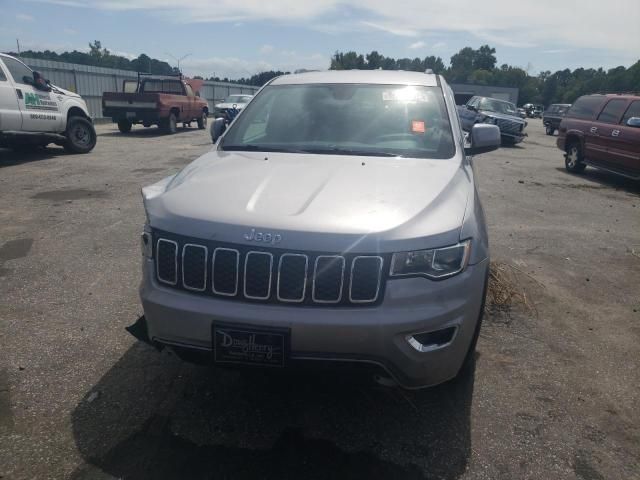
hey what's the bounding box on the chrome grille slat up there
[156,239,178,285]
[277,253,308,303]
[243,251,273,300]
[312,255,346,304]
[182,244,207,292]
[212,248,240,296]
[349,256,384,303]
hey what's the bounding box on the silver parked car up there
[131,70,501,389]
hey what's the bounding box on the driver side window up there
[2,57,33,85]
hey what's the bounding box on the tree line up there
[9,42,639,104]
[8,41,285,86]
[13,41,178,75]
[330,46,640,106]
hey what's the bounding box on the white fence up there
[23,58,260,119]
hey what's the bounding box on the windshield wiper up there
[222,144,308,154]
[222,144,401,157]
[303,147,400,157]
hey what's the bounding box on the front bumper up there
[500,132,526,144]
[138,257,489,388]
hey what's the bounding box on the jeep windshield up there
[479,98,518,116]
[221,84,455,159]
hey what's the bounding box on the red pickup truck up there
[558,94,640,180]
[102,74,208,134]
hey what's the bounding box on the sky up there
[1,0,639,79]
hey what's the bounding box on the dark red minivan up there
[557,94,640,179]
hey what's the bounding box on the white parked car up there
[0,53,96,153]
[213,94,253,118]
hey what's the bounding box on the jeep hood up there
[143,150,471,253]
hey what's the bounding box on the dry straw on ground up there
[486,262,538,315]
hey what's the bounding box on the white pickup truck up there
[0,53,96,153]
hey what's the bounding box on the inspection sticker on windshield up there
[411,120,426,133]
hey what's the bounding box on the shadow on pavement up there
[99,126,202,138]
[70,343,475,480]
[554,167,640,195]
[0,146,68,168]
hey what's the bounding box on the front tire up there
[117,119,132,133]
[565,142,586,173]
[64,116,97,154]
[197,111,208,129]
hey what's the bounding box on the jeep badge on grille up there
[243,228,282,245]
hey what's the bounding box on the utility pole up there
[165,52,191,73]
[16,38,21,55]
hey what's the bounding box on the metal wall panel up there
[84,97,104,119]
[21,57,259,119]
[75,71,119,97]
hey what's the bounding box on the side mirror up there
[466,104,477,112]
[210,117,226,144]
[31,71,51,92]
[626,117,640,128]
[465,124,501,155]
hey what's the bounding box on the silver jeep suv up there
[131,70,501,388]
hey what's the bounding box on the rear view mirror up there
[210,117,226,144]
[626,117,640,128]
[465,124,501,155]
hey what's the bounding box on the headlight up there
[390,241,471,279]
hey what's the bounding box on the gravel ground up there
[0,119,638,480]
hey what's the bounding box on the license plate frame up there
[212,323,289,367]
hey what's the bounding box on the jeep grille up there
[153,230,387,306]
